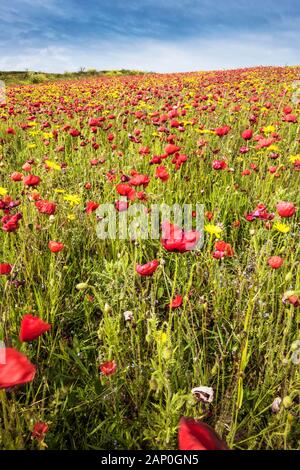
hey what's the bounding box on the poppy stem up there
[0,389,9,432]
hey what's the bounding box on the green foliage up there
[0,67,300,450]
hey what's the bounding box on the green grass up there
[0,66,300,450]
[0,69,149,86]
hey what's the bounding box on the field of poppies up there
[0,66,300,450]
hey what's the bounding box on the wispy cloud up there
[0,0,299,71]
[0,32,299,73]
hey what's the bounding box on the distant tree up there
[86,68,98,75]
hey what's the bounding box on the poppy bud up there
[104,303,112,314]
[76,282,89,291]
[282,396,293,408]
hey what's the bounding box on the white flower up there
[123,310,134,321]
[191,386,214,403]
[271,397,282,413]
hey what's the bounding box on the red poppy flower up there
[138,145,150,155]
[165,144,180,155]
[169,295,183,309]
[178,417,229,450]
[267,256,284,269]
[6,127,16,135]
[69,128,80,137]
[155,166,169,182]
[161,221,200,252]
[10,172,23,182]
[85,201,99,214]
[136,259,159,276]
[1,212,22,232]
[48,241,64,253]
[0,263,12,275]
[32,422,49,440]
[212,159,227,170]
[276,201,296,218]
[0,348,36,389]
[172,153,188,170]
[19,314,51,342]
[128,174,150,187]
[116,184,136,200]
[136,191,147,201]
[35,200,56,216]
[283,114,297,123]
[246,203,274,222]
[205,211,214,221]
[286,295,300,307]
[215,125,231,137]
[99,360,117,376]
[255,137,274,149]
[283,106,293,115]
[88,117,102,127]
[213,240,234,259]
[23,175,41,187]
[241,129,253,140]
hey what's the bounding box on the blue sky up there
[1,0,299,72]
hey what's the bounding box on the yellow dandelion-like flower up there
[289,154,300,163]
[67,214,76,221]
[45,160,61,171]
[273,222,290,233]
[54,188,66,193]
[27,143,36,149]
[43,132,53,140]
[0,187,8,196]
[263,125,276,134]
[204,224,223,238]
[156,331,168,344]
[63,194,81,206]
[266,144,279,152]
[197,129,215,135]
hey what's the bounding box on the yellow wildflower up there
[205,224,223,238]
[263,125,276,134]
[63,194,81,206]
[45,160,61,171]
[0,187,8,196]
[273,222,290,233]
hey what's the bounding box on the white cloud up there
[0,33,299,73]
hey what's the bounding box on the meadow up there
[0,66,299,450]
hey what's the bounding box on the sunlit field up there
[0,66,300,450]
